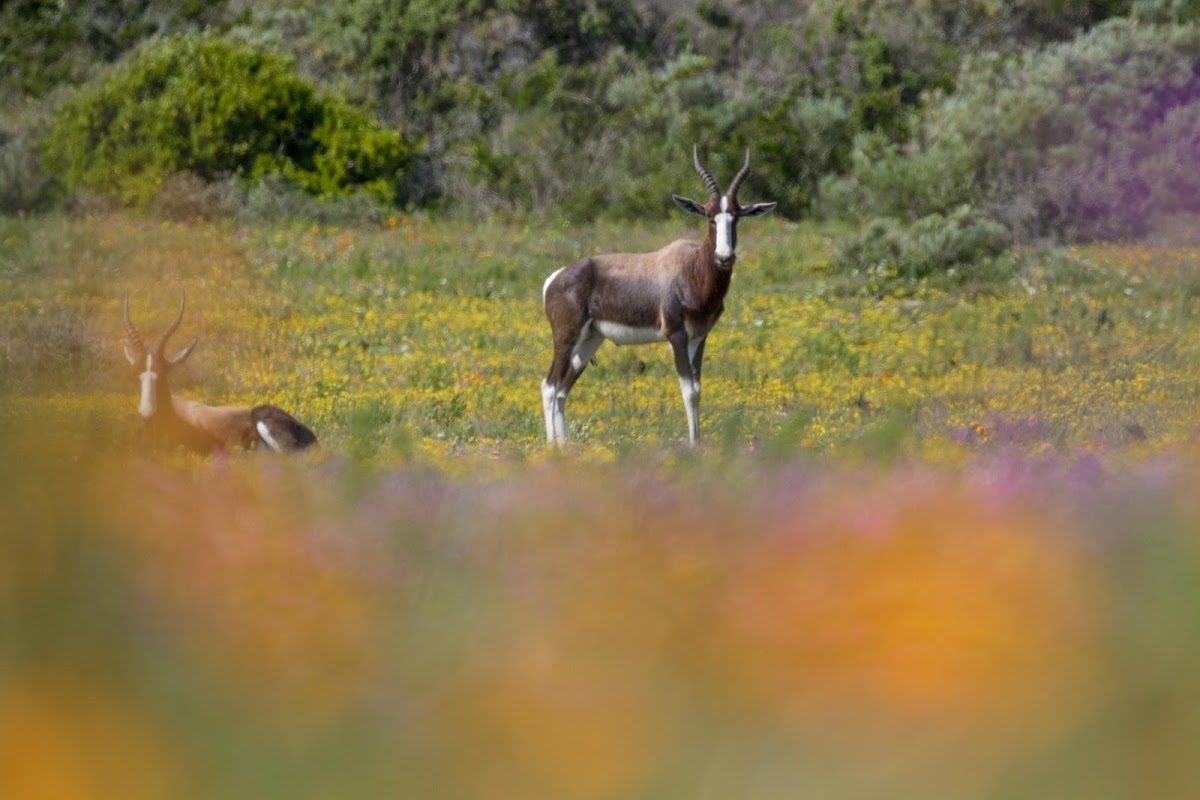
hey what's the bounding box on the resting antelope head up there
[121,293,316,454]
[671,146,777,269]
[122,293,197,420]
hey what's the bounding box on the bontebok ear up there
[169,338,198,366]
[739,202,777,217]
[672,195,708,217]
[123,342,139,367]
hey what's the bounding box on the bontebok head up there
[120,292,316,455]
[672,146,777,268]
[122,293,197,419]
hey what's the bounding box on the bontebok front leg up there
[670,331,701,446]
[690,335,707,438]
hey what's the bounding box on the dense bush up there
[830,19,1200,241]
[41,36,412,205]
[834,206,1013,280]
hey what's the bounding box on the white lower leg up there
[679,375,700,445]
[553,391,568,446]
[541,380,557,443]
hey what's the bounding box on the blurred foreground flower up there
[4,424,1200,797]
[722,478,1097,725]
[104,461,383,727]
[0,679,184,800]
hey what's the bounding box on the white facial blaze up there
[138,355,157,418]
[714,196,734,262]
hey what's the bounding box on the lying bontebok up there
[541,146,776,446]
[122,294,317,454]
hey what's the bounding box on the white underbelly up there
[595,320,666,345]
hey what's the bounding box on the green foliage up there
[453,51,721,219]
[2,0,1148,224]
[834,206,1013,280]
[819,130,974,221]
[240,0,1067,220]
[835,19,1200,241]
[0,0,237,99]
[241,0,650,120]
[449,48,862,220]
[41,35,411,204]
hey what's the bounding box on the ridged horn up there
[693,144,720,200]
[123,295,146,358]
[156,292,186,356]
[727,148,751,201]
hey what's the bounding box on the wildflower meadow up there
[4,212,1200,797]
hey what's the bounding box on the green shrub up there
[834,20,1200,241]
[834,206,1012,280]
[41,35,411,204]
[819,130,975,221]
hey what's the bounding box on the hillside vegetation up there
[6,0,1200,244]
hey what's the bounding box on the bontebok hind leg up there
[542,345,571,445]
[551,325,603,444]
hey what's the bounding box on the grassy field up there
[4,213,1200,462]
[5,214,1200,798]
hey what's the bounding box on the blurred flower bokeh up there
[5,424,1200,799]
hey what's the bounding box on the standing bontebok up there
[540,146,776,446]
[122,293,317,454]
